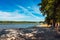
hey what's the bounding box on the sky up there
[0,0,45,22]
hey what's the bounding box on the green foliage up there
[39,0,60,26]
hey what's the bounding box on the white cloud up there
[0,5,44,21]
[17,5,41,19]
[0,10,31,21]
[0,11,11,17]
[33,7,40,13]
[29,6,42,15]
[27,6,31,9]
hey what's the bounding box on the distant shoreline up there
[0,21,38,24]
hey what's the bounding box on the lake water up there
[0,24,37,29]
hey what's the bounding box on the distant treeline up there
[0,21,37,24]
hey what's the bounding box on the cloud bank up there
[0,5,45,21]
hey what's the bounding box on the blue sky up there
[0,0,45,22]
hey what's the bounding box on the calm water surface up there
[0,24,37,29]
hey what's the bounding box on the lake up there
[0,23,37,29]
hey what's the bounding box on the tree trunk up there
[52,19,56,29]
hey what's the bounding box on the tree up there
[38,0,60,28]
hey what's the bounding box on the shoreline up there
[0,25,60,40]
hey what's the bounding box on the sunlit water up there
[0,24,37,29]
